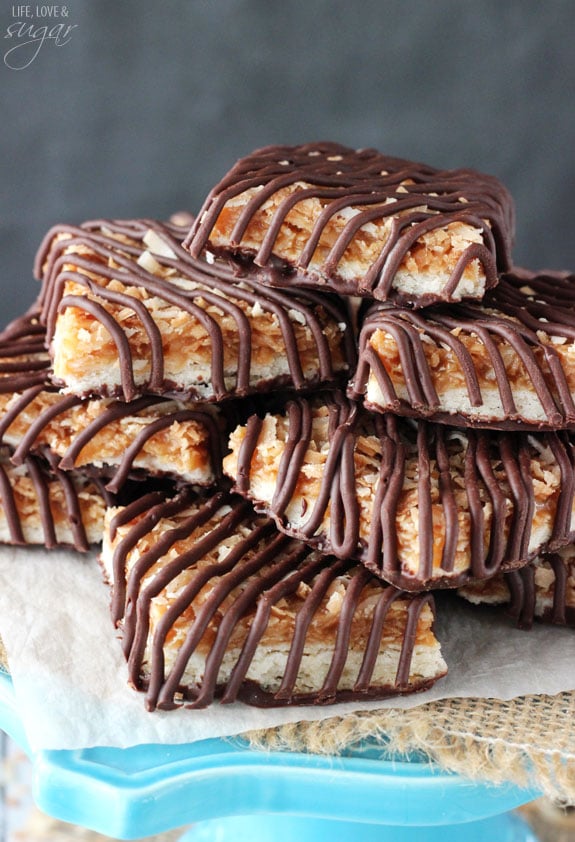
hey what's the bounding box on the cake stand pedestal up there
[0,672,538,841]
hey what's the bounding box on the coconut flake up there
[137,250,162,274]
[143,229,177,259]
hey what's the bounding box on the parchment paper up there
[0,544,574,752]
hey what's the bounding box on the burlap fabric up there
[246,693,575,805]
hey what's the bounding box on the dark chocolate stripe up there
[270,400,312,514]
[0,313,52,413]
[328,429,361,557]
[148,517,280,708]
[111,487,200,624]
[104,406,222,494]
[0,363,220,493]
[396,594,436,687]
[317,565,373,702]
[416,424,434,581]
[372,416,404,582]
[0,459,26,544]
[151,521,284,708]
[0,311,45,345]
[59,292,140,401]
[504,551,572,629]
[435,430,459,574]
[184,536,311,709]
[46,455,90,552]
[125,493,235,630]
[24,454,58,549]
[130,501,263,705]
[549,553,569,625]
[108,489,170,542]
[474,435,508,575]
[464,433,487,578]
[273,557,350,702]
[0,446,103,551]
[495,436,532,564]
[506,567,533,628]
[0,385,47,442]
[57,397,165,472]
[220,542,324,703]
[548,434,575,547]
[10,394,82,465]
[354,587,404,691]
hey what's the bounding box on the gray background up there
[2,0,575,326]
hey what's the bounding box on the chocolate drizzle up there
[35,218,356,402]
[229,393,575,590]
[0,314,116,549]
[0,310,51,392]
[0,311,223,489]
[351,269,575,430]
[185,142,514,305]
[505,552,574,629]
[108,488,441,709]
[6,389,223,489]
[0,446,111,552]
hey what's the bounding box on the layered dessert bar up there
[102,488,447,708]
[185,142,514,307]
[0,446,110,550]
[350,269,575,430]
[36,218,355,402]
[224,393,575,590]
[459,544,575,629]
[0,312,223,489]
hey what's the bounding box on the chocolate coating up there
[230,393,575,590]
[35,217,356,402]
[109,488,440,709]
[350,268,575,431]
[185,142,514,305]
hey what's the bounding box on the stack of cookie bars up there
[1,142,573,711]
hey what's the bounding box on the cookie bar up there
[458,545,575,629]
[185,142,514,307]
[101,487,446,709]
[3,393,223,491]
[223,393,575,591]
[35,218,355,402]
[0,447,109,550]
[0,313,223,489]
[350,268,575,431]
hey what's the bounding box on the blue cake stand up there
[0,671,539,841]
